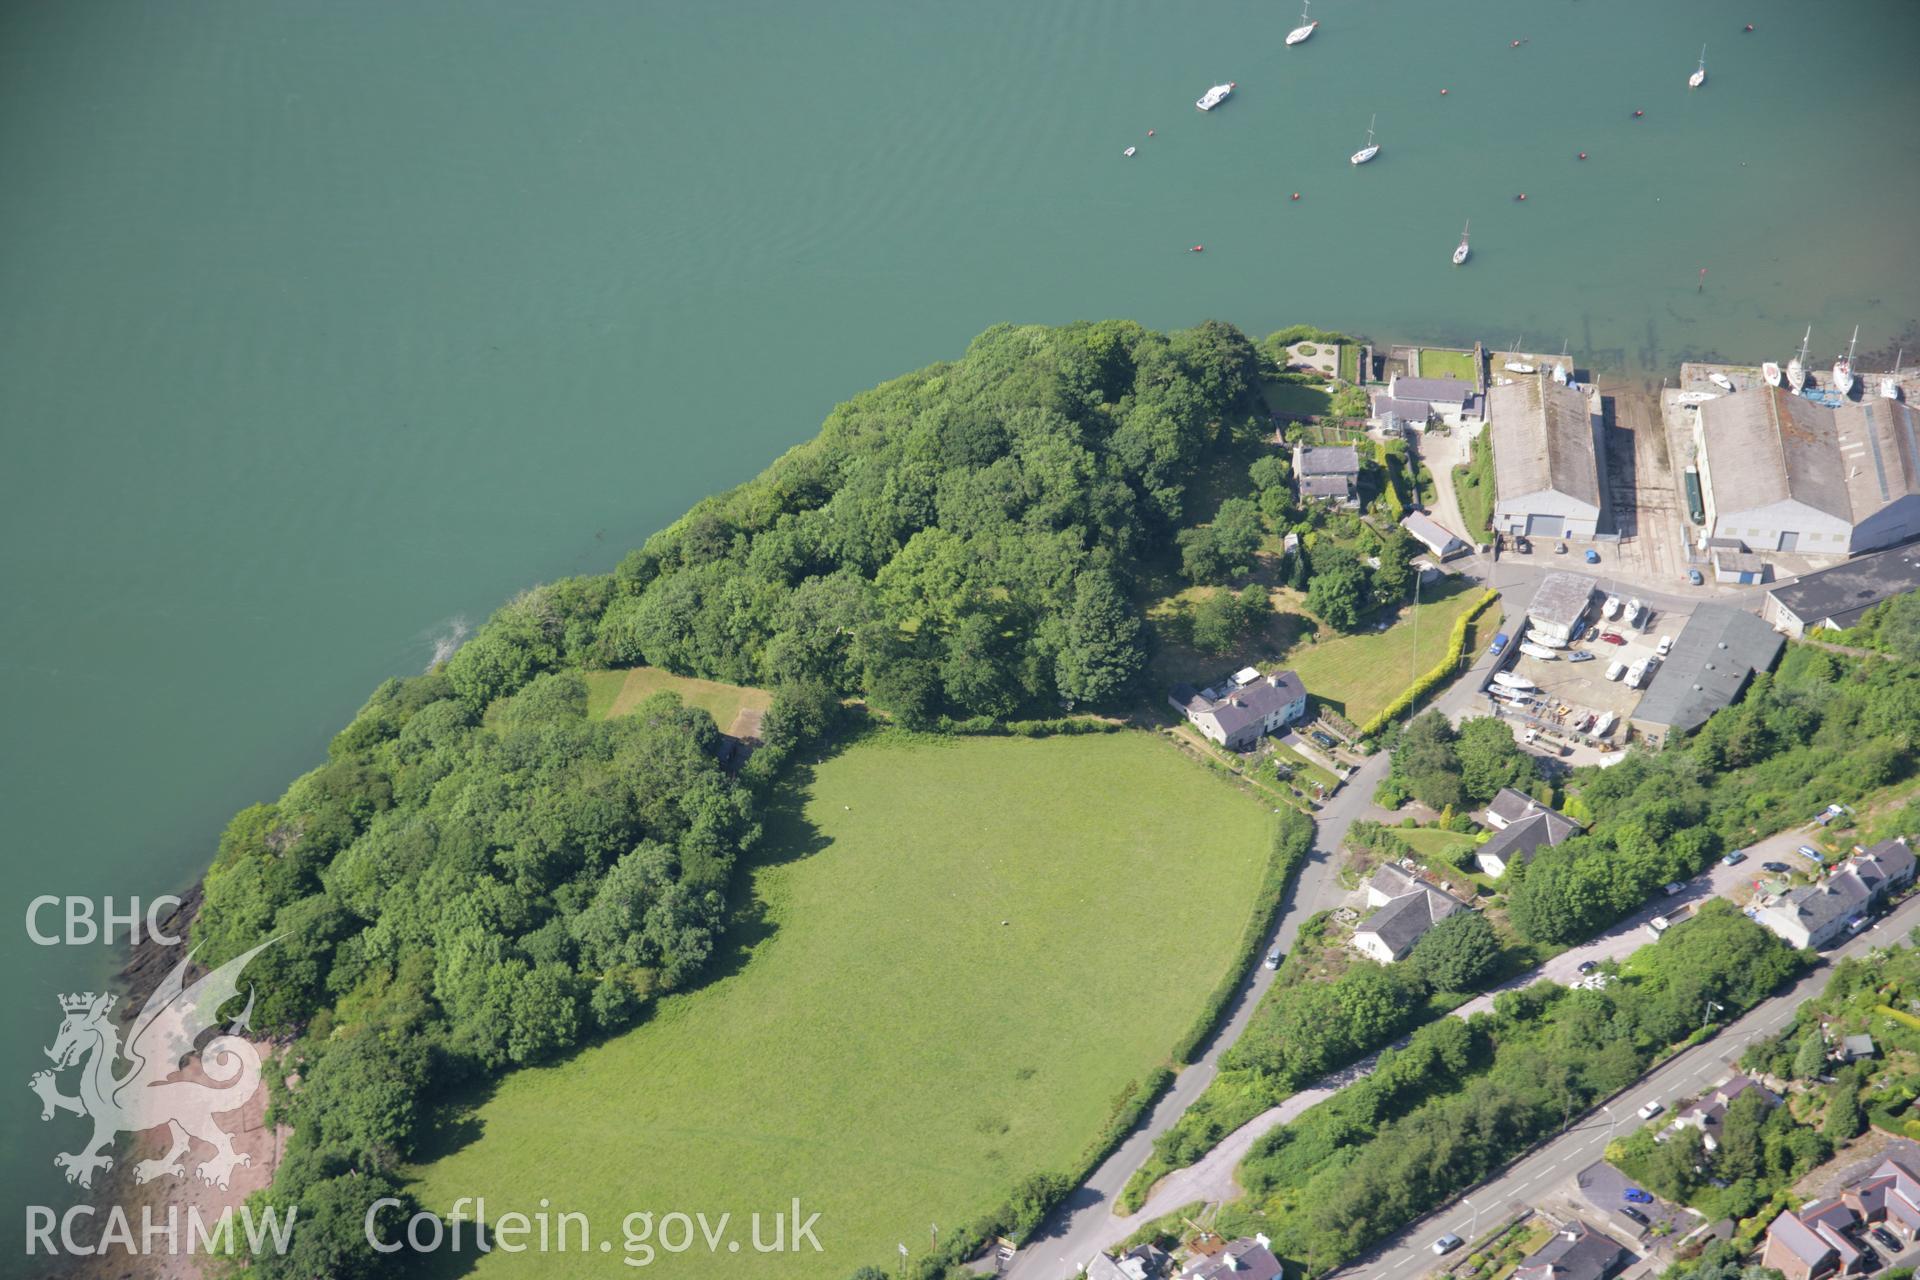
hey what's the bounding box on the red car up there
[1600,632,1627,645]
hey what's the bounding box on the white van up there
[1605,660,1627,682]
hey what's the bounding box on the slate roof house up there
[1476,788,1583,878]
[1696,387,1920,557]
[1385,374,1484,426]
[1669,1074,1780,1151]
[1512,1220,1630,1280]
[1180,1235,1282,1280]
[1087,1242,1172,1280]
[1293,444,1361,508]
[1354,864,1471,963]
[1763,1158,1920,1280]
[1489,377,1606,541]
[1169,671,1308,752]
[1753,838,1917,951]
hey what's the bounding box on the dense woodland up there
[190,320,1289,1275]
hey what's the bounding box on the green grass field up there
[407,731,1277,1278]
[1418,349,1477,382]
[1396,827,1478,863]
[1261,377,1331,418]
[1338,344,1359,383]
[1280,580,1484,723]
[584,666,771,732]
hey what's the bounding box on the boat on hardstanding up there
[1762,360,1782,387]
[1884,349,1906,401]
[1788,327,1811,392]
[1834,326,1859,397]
[1688,44,1707,88]
[1452,220,1470,265]
[1504,337,1536,375]
[1350,114,1379,165]
[1552,340,1570,384]
[1286,0,1317,45]
[1709,371,1735,391]
[1196,82,1235,112]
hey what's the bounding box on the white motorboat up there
[1286,0,1317,45]
[1519,642,1561,661]
[1196,82,1235,112]
[1884,349,1905,401]
[1708,372,1735,391]
[1834,325,1859,397]
[1788,326,1810,392]
[1123,146,1136,158]
[1762,361,1782,387]
[1492,672,1537,691]
[1688,44,1707,88]
[1676,390,1719,404]
[1452,219,1470,265]
[1593,711,1617,737]
[1350,114,1379,165]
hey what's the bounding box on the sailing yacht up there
[1452,220,1470,265]
[1788,327,1810,392]
[1504,337,1536,375]
[1286,0,1317,45]
[1688,45,1707,88]
[1350,115,1379,165]
[1884,350,1905,401]
[1552,341,1570,384]
[1834,326,1859,397]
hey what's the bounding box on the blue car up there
[1624,1188,1654,1205]
[1490,633,1510,656]
[1688,568,1705,585]
[1584,549,1601,564]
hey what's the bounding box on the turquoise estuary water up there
[2,0,1918,1245]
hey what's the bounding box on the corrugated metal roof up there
[1487,378,1602,510]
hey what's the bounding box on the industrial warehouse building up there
[1694,387,1920,557]
[1524,571,1598,645]
[1487,377,1606,540]
[1629,604,1786,747]
[1762,541,1920,636]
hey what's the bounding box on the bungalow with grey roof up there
[1476,788,1583,878]
[1512,1220,1630,1280]
[1386,374,1484,426]
[1669,1074,1780,1151]
[1354,864,1471,963]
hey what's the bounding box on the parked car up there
[1586,549,1602,564]
[1656,635,1674,656]
[1265,947,1282,970]
[1606,660,1627,681]
[1637,1100,1665,1119]
[1515,536,1533,554]
[1557,541,1569,554]
[1688,568,1705,585]
[1646,916,1673,940]
[1570,651,1596,663]
[1798,845,1822,860]
[1585,625,1600,642]
[1857,1246,1884,1273]
[1432,1234,1463,1256]
[1762,861,1791,874]
[1577,959,1599,974]
[1871,1227,1901,1253]
[1664,881,1687,896]
[1722,850,1747,866]
[1601,632,1627,645]
[1490,632,1511,656]
[1621,1207,1650,1226]
[1624,1188,1655,1205]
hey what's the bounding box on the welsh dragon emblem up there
[30,939,274,1192]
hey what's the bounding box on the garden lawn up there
[1418,349,1477,382]
[1281,581,1483,723]
[584,665,770,731]
[1261,378,1332,418]
[407,731,1277,1279]
[1397,827,1478,864]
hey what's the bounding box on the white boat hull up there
[1788,362,1806,392]
[1834,364,1854,396]
[1504,362,1536,374]
[1884,380,1903,401]
[1689,70,1705,88]
[1453,245,1469,265]
[1286,23,1316,44]
[1762,362,1782,387]
[1350,146,1378,165]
